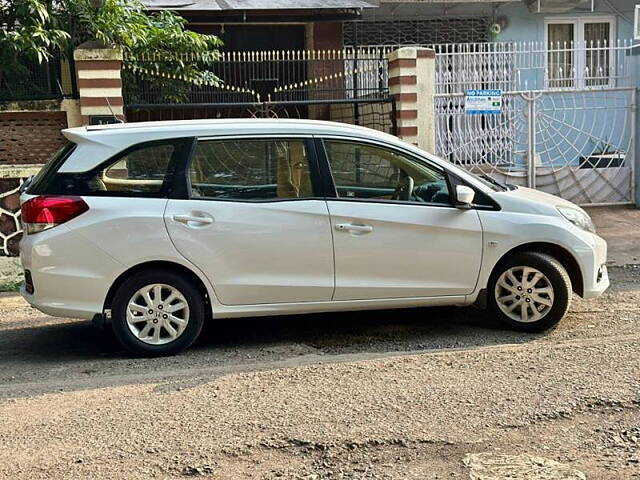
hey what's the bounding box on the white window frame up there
[544,16,616,89]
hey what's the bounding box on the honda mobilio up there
[20,119,608,356]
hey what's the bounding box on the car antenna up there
[105,97,125,123]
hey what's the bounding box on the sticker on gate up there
[464,89,503,115]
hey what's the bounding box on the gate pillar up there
[387,47,436,153]
[74,41,125,125]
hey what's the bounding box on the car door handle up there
[172,214,214,225]
[335,223,373,233]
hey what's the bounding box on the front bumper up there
[582,263,609,299]
[580,232,609,299]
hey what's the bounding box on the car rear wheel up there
[111,269,205,356]
[488,252,572,332]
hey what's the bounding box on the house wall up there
[312,22,343,50]
[309,22,345,121]
[363,1,636,42]
[0,99,81,256]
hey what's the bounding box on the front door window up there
[324,140,452,205]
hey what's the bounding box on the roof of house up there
[143,0,378,11]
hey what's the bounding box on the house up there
[143,0,379,52]
[348,1,636,47]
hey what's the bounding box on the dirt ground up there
[0,266,639,479]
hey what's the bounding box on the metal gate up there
[126,98,396,135]
[123,49,396,136]
[434,41,636,205]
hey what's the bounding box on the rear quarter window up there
[30,139,192,198]
[27,142,77,194]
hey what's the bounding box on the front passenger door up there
[321,139,483,301]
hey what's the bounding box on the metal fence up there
[124,48,390,105]
[0,53,77,102]
[433,40,635,94]
[126,98,396,135]
[309,41,634,94]
[433,40,636,206]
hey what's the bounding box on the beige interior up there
[276,142,313,198]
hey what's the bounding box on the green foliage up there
[0,0,70,65]
[0,0,222,99]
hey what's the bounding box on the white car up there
[19,119,608,356]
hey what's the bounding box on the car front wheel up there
[111,269,205,356]
[488,252,572,332]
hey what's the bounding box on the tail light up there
[21,196,89,235]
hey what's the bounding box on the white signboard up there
[465,89,503,115]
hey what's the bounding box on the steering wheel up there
[392,175,414,201]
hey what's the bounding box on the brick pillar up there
[387,47,436,153]
[73,41,124,125]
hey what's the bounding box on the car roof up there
[65,118,399,143]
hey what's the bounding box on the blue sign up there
[465,89,503,115]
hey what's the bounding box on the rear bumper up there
[19,225,123,320]
[20,285,98,319]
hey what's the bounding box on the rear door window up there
[189,139,316,200]
[30,139,192,197]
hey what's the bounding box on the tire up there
[487,252,572,333]
[111,269,205,356]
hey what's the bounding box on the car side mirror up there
[455,185,475,208]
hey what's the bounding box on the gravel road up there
[0,266,639,479]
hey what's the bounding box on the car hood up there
[492,186,584,215]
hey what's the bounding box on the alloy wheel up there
[126,283,190,345]
[494,266,555,323]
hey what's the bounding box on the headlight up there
[557,206,596,233]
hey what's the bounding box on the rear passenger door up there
[164,136,335,306]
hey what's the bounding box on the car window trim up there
[183,136,326,203]
[315,136,458,208]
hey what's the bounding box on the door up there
[165,137,334,305]
[320,139,483,301]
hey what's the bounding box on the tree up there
[0,0,222,100]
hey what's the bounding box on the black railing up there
[126,98,397,135]
[123,49,390,105]
[0,53,77,102]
